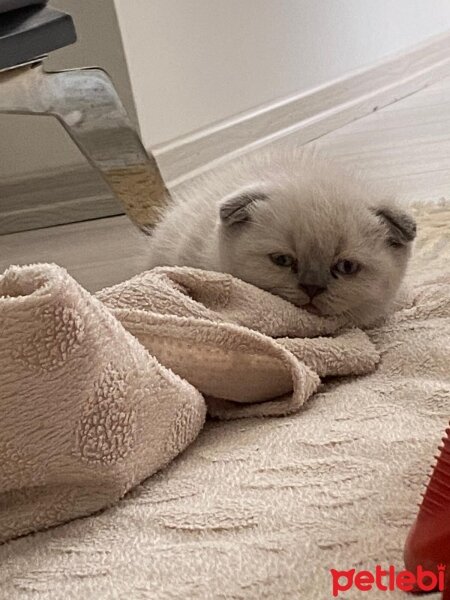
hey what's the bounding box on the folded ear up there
[219,187,268,226]
[374,206,417,247]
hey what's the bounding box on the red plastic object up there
[404,424,450,597]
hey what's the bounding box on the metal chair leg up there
[0,61,170,233]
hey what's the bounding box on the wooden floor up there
[2,76,450,292]
[310,76,450,202]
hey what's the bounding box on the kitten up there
[148,150,416,326]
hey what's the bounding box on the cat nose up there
[298,283,327,299]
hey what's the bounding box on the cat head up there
[217,171,416,326]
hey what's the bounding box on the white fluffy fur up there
[148,149,416,326]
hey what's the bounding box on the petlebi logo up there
[330,564,446,596]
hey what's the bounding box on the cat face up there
[217,179,416,326]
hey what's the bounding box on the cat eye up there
[269,253,295,268]
[332,259,360,276]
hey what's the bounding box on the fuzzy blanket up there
[0,201,449,599]
[0,262,378,543]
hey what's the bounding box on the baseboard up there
[0,166,123,235]
[2,30,450,235]
[153,30,450,185]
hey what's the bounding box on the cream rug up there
[0,201,449,599]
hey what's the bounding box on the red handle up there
[404,425,450,596]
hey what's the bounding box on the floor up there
[2,76,450,292]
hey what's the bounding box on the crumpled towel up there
[0,263,378,542]
[0,264,206,543]
[97,267,380,418]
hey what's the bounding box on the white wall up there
[114,0,450,150]
[3,0,450,180]
[0,0,135,178]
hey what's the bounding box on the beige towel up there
[97,267,380,419]
[0,263,378,542]
[0,264,206,543]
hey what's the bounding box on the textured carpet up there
[0,201,449,600]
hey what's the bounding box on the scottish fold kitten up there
[148,150,416,326]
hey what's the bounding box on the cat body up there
[148,150,416,326]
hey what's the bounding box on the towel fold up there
[98,267,380,417]
[0,264,206,543]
